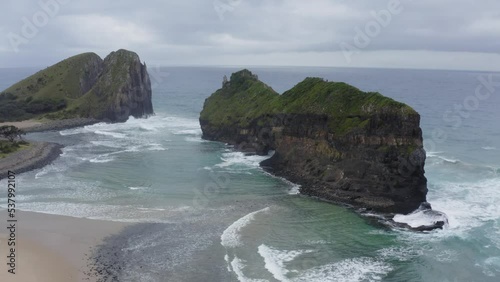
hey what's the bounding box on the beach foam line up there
[34,163,66,179]
[425,151,463,165]
[426,151,444,157]
[221,207,270,248]
[172,129,202,136]
[261,171,301,195]
[90,140,124,148]
[129,187,149,190]
[258,245,313,282]
[296,257,392,282]
[427,154,460,164]
[146,144,167,151]
[94,130,127,139]
[216,151,271,169]
[137,208,166,212]
[230,256,268,282]
[89,157,114,163]
[59,127,88,136]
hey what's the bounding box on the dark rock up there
[200,70,428,214]
[80,50,154,122]
[90,49,154,122]
[391,202,449,231]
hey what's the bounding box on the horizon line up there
[0,64,499,74]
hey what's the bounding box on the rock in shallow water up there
[392,202,449,232]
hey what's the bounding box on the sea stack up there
[200,69,427,214]
[0,49,153,123]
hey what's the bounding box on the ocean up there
[1,66,499,281]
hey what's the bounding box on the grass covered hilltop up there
[0,49,153,178]
[201,70,416,136]
[0,49,153,123]
[201,70,428,214]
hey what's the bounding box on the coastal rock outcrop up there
[200,70,428,214]
[0,49,153,123]
[85,49,154,122]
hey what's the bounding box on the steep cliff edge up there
[200,70,427,214]
[0,49,153,123]
[76,49,153,122]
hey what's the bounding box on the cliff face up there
[78,53,104,96]
[0,49,153,123]
[200,70,427,214]
[87,49,154,122]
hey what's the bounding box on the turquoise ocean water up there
[1,67,500,281]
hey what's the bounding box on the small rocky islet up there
[200,69,447,231]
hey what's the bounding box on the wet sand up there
[0,210,129,282]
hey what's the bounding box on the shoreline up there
[0,118,100,133]
[0,141,63,180]
[0,118,100,180]
[0,209,130,282]
[0,118,133,281]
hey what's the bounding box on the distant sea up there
[1,66,500,281]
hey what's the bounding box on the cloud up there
[56,14,157,49]
[0,0,499,71]
[467,17,500,35]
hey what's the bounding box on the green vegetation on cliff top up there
[201,69,417,135]
[0,52,100,121]
[0,49,143,122]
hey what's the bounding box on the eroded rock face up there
[91,49,154,122]
[79,53,104,96]
[200,70,428,214]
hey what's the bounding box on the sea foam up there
[296,257,392,282]
[257,245,312,282]
[221,207,270,248]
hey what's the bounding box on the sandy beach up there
[0,118,129,281]
[0,210,129,282]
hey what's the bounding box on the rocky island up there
[200,70,429,216]
[0,49,153,125]
[0,49,153,179]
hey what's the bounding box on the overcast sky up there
[1,0,499,71]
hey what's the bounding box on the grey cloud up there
[0,0,499,70]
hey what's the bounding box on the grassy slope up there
[200,70,280,126]
[201,69,417,135]
[4,52,100,101]
[0,53,101,121]
[1,50,140,121]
